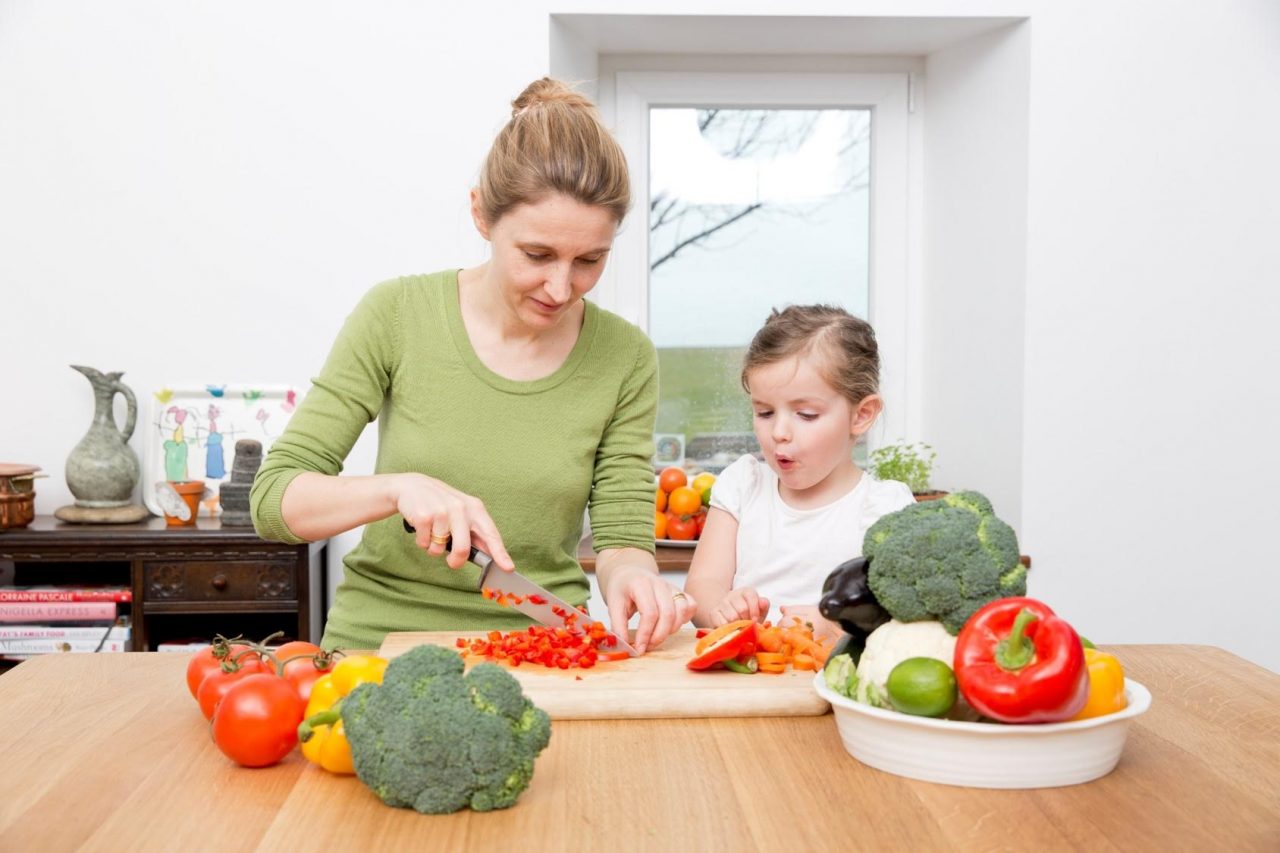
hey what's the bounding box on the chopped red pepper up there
[687,621,758,671]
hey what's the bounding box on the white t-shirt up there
[709,454,916,612]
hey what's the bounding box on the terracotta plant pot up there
[162,480,206,527]
[913,491,949,502]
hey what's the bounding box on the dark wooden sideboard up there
[0,516,327,651]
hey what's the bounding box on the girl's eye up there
[524,252,549,262]
[798,412,819,421]
[753,410,773,420]
[576,256,602,266]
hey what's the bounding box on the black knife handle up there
[401,518,488,568]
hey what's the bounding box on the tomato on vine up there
[211,674,306,767]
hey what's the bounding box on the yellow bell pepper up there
[1070,647,1128,720]
[297,654,388,774]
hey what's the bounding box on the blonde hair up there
[476,78,631,225]
[741,305,881,406]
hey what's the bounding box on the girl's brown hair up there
[741,305,881,406]
[476,77,631,225]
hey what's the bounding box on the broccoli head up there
[341,644,552,814]
[863,490,1026,634]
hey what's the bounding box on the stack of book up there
[0,587,132,660]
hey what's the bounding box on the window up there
[600,72,911,471]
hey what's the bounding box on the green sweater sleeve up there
[250,280,403,543]
[587,332,658,554]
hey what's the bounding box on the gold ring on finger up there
[672,591,687,602]
[430,533,450,545]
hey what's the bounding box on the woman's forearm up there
[279,471,408,541]
[595,546,660,600]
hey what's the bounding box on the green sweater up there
[251,270,658,650]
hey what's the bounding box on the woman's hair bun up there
[511,77,594,118]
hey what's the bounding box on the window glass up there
[648,107,871,472]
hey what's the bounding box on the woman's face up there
[474,192,618,331]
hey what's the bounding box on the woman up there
[251,78,696,652]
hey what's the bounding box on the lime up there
[886,657,957,718]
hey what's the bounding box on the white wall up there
[2,1,1277,670]
[921,23,1030,529]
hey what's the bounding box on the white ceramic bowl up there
[813,672,1152,789]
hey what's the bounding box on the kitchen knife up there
[402,519,638,656]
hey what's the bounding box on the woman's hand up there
[777,604,843,643]
[709,587,771,626]
[395,473,514,571]
[596,549,697,654]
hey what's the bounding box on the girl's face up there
[472,192,617,332]
[746,353,880,506]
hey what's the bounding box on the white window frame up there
[597,71,914,443]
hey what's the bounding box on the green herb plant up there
[869,441,937,495]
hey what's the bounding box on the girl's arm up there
[683,507,741,627]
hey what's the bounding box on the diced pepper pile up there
[460,589,628,670]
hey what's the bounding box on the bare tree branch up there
[650,203,763,271]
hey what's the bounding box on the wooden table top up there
[0,645,1276,851]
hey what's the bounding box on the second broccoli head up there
[341,644,552,815]
[862,490,1027,635]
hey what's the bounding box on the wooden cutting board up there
[378,628,830,720]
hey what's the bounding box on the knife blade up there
[402,519,638,656]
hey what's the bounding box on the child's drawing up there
[142,385,304,518]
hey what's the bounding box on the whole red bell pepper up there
[953,597,1089,723]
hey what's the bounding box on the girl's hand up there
[602,564,698,654]
[778,605,843,643]
[710,587,771,626]
[395,473,515,571]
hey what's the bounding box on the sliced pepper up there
[687,621,757,670]
[1070,648,1128,720]
[296,654,388,774]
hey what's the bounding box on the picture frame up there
[653,433,685,467]
[142,384,304,517]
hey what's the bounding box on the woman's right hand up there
[395,473,515,571]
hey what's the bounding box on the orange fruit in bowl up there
[658,467,687,494]
[654,509,668,539]
[667,486,702,517]
[655,487,667,512]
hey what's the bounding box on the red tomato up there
[185,643,257,699]
[196,656,266,720]
[667,516,698,540]
[211,674,306,768]
[695,510,708,536]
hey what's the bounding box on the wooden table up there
[0,646,1276,851]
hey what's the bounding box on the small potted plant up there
[869,441,947,501]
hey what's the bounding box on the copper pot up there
[0,463,42,530]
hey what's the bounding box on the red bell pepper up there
[687,621,758,671]
[953,597,1089,724]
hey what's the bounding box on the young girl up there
[683,305,915,638]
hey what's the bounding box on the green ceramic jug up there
[65,365,140,507]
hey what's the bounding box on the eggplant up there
[818,556,891,662]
